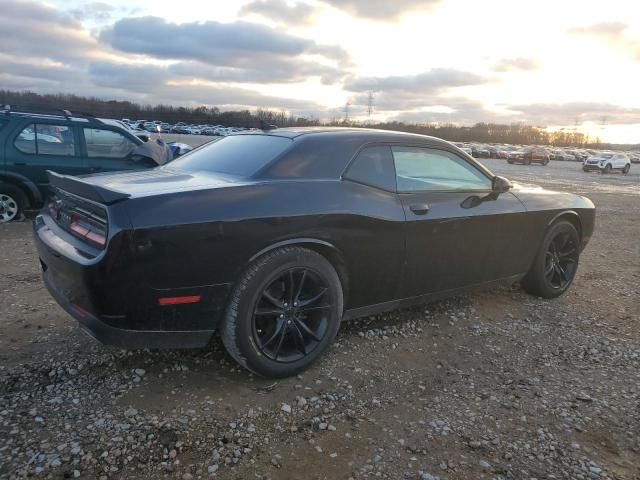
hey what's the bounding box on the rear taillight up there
[70,211,107,247]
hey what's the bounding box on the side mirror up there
[492,176,512,194]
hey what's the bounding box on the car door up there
[81,126,147,174]
[341,144,406,307]
[7,120,85,196]
[392,145,527,298]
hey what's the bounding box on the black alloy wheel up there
[252,268,331,363]
[221,246,343,378]
[543,231,578,290]
[521,220,580,298]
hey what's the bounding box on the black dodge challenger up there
[33,128,595,377]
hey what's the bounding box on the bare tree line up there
[0,89,622,148]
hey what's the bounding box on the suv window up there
[14,124,76,156]
[84,128,137,158]
[344,145,396,191]
[392,146,491,192]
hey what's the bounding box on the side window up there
[344,145,396,191]
[14,123,75,156]
[84,128,137,159]
[15,124,36,154]
[36,124,75,156]
[392,146,492,192]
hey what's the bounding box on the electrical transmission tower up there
[367,91,374,117]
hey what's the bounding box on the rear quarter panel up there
[127,180,407,310]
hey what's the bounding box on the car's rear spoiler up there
[47,171,131,205]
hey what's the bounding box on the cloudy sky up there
[1,0,639,142]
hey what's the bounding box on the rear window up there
[170,135,292,177]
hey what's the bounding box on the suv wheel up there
[603,164,612,174]
[623,164,630,175]
[0,183,27,223]
[221,247,343,378]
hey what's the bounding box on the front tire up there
[0,183,27,223]
[221,247,343,378]
[623,164,630,175]
[521,221,580,298]
[603,164,612,174]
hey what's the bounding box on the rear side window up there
[171,135,292,177]
[83,128,137,158]
[344,145,396,191]
[14,123,75,156]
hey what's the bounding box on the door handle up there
[409,203,430,215]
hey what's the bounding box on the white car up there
[583,153,631,174]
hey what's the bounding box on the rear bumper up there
[34,214,229,349]
[42,270,213,349]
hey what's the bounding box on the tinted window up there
[171,135,292,177]
[392,146,491,192]
[84,128,137,158]
[344,145,395,191]
[14,123,75,155]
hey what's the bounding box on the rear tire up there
[0,183,27,223]
[623,164,630,175]
[221,247,343,378]
[521,221,580,299]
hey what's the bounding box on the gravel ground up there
[0,159,639,480]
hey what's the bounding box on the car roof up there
[235,126,453,147]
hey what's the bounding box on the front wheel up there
[521,221,580,298]
[623,164,630,175]
[603,164,612,174]
[221,247,343,378]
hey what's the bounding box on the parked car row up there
[123,119,255,136]
[454,142,633,173]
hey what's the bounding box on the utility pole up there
[344,101,350,123]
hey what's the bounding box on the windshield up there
[170,134,293,177]
[599,153,613,159]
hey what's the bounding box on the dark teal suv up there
[0,108,172,222]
